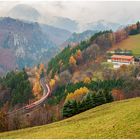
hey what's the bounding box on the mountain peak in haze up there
[8,4,41,21]
[85,20,122,31]
[7,4,78,32]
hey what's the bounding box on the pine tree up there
[77,101,85,113]
[63,100,72,117]
[83,93,93,110]
[91,93,96,107]
[136,21,140,32]
[95,90,106,106]
[63,100,78,117]
[104,90,114,103]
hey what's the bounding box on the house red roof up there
[111,55,134,59]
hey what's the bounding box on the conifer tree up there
[63,100,78,117]
[83,93,93,110]
[104,90,114,103]
[95,90,106,106]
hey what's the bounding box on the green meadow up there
[0,97,140,139]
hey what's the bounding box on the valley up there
[0,1,140,138]
[0,21,140,133]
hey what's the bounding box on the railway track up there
[7,78,51,115]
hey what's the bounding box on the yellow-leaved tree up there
[65,87,89,102]
[32,80,42,96]
[75,49,83,64]
[49,79,56,89]
[83,77,91,84]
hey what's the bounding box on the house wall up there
[110,57,134,68]
[112,61,132,68]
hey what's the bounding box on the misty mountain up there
[7,4,78,33]
[0,17,59,74]
[40,24,72,46]
[8,4,41,22]
[85,20,122,31]
[60,30,98,48]
[46,16,78,33]
[7,4,122,33]
[67,30,98,42]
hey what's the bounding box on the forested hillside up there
[47,30,114,78]
[0,21,140,133]
[47,21,140,78]
[0,70,33,108]
[44,21,140,127]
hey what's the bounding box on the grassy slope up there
[111,34,140,56]
[0,97,140,138]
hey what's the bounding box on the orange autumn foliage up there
[38,63,44,74]
[112,89,124,101]
[76,50,82,58]
[69,56,76,65]
[75,49,83,64]
[35,72,40,80]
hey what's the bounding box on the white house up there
[108,55,134,68]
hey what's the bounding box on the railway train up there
[24,84,51,110]
[7,79,51,115]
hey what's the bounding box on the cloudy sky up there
[0,0,140,25]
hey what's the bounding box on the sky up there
[0,0,140,25]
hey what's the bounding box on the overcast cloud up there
[0,1,140,25]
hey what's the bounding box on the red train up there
[24,84,51,110]
[7,81,51,115]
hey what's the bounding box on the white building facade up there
[109,55,134,68]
